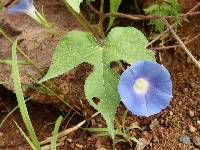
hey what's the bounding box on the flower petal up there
[8,0,33,14]
[142,61,171,82]
[145,87,172,116]
[118,82,148,116]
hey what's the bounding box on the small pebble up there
[153,136,159,143]
[183,88,188,94]
[189,125,196,133]
[135,138,150,150]
[75,144,83,149]
[189,110,195,117]
[169,111,173,116]
[178,101,182,106]
[182,130,186,134]
[190,82,196,87]
[179,135,191,144]
[149,119,159,131]
[197,120,200,125]
[192,136,200,147]
[66,138,72,142]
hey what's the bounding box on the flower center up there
[133,78,149,94]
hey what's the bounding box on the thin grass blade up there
[11,40,40,149]
[50,116,63,150]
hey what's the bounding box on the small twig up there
[40,112,100,145]
[151,33,200,50]
[87,1,200,22]
[162,18,200,69]
[63,0,103,45]
[98,0,105,39]
[105,11,200,21]
[87,1,102,15]
[148,2,200,46]
[187,2,200,13]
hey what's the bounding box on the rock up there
[149,119,159,131]
[189,125,196,133]
[169,111,173,116]
[178,101,182,106]
[153,136,159,143]
[135,138,150,150]
[183,88,188,94]
[66,138,72,143]
[75,144,84,149]
[189,110,195,117]
[179,135,191,144]
[192,136,200,147]
[182,130,186,134]
[197,120,200,125]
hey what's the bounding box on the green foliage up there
[65,0,123,30]
[11,41,40,149]
[85,110,141,145]
[107,0,123,30]
[144,0,181,32]
[39,27,155,138]
[51,116,63,150]
[63,0,83,13]
[0,0,3,12]
[0,59,30,65]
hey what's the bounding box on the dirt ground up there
[0,0,200,150]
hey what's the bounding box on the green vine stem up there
[63,0,103,45]
[98,0,105,39]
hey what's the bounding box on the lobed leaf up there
[39,27,155,138]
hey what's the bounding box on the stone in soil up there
[149,119,159,131]
[134,138,150,150]
[189,110,195,117]
[192,136,200,147]
[197,120,200,125]
[179,135,191,144]
[188,125,196,133]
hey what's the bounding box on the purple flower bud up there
[118,60,172,117]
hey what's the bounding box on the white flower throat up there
[133,78,149,94]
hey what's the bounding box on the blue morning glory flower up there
[8,0,49,28]
[118,60,172,117]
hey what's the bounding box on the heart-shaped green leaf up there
[39,27,155,138]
